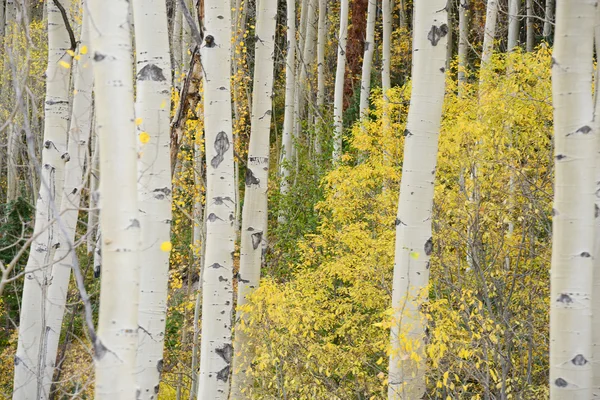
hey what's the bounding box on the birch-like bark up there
[382,0,391,154]
[172,0,183,87]
[315,0,326,156]
[89,0,140,397]
[294,0,317,142]
[508,0,520,51]
[387,2,448,398]
[332,0,349,163]
[526,0,534,52]
[358,0,376,124]
[481,0,498,67]
[197,1,236,398]
[458,0,469,88]
[13,1,72,397]
[544,0,554,40]
[42,10,94,396]
[279,0,296,198]
[230,0,277,395]
[550,0,596,398]
[592,5,600,397]
[87,127,100,257]
[132,0,172,397]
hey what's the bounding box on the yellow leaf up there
[59,60,71,69]
[80,45,88,55]
[139,132,150,144]
[410,251,420,260]
[66,49,75,57]
[135,118,143,126]
[160,242,172,252]
[376,357,383,365]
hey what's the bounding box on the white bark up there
[458,0,469,88]
[315,0,326,156]
[388,1,448,398]
[358,0,376,124]
[550,0,596,398]
[172,0,183,86]
[332,0,349,163]
[42,9,94,396]
[544,0,554,39]
[481,0,498,67]
[294,0,317,142]
[526,0,534,52]
[593,5,600,396]
[13,1,72,397]
[87,126,100,257]
[89,0,140,397]
[508,0,520,51]
[132,0,172,397]
[382,0,391,101]
[230,0,277,395]
[197,1,236,398]
[279,0,296,198]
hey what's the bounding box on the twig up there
[52,0,77,51]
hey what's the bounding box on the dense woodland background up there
[0,0,569,398]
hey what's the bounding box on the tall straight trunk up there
[172,0,183,86]
[42,9,94,396]
[13,1,72,398]
[508,0,520,50]
[197,1,236,398]
[387,2,448,398]
[526,0,534,51]
[358,0,376,123]
[382,0,391,153]
[315,0,326,156]
[458,0,469,88]
[230,0,277,395]
[0,0,5,38]
[398,0,407,29]
[279,0,296,198]
[294,0,317,141]
[550,0,596,398]
[132,0,172,397]
[544,0,554,40]
[481,0,498,67]
[593,5,600,397]
[87,128,100,257]
[5,0,18,203]
[89,0,140,397]
[332,0,349,163]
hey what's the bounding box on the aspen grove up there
[1,0,597,399]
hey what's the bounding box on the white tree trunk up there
[458,0,469,88]
[593,5,600,396]
[87,126,100,257]
[13,1,72,397]
[172,0,183,87]
[132,0,172,397]
[279,0,296,198]
[550,0,596,398]
[481,0,498,67]
[42,9,94,396]
[230,0,277,395]
[358,0,376,124]
[526,0,534,51]
[508,0,520,51]
[387,1,448,398]
[382,0,391,100]
[89,0,140,397]
[197,1,236,398]
[294,0,317,142]
[315,0,326,156]
[544,0,554,40]
[332,0,349,163]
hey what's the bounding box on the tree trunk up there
[358,0,376,124]
[13,1,72,397]
[132,0,172,397]
[458,0,469,89]
[544,0,554,40]
[526,0,534,51]
[332,0,349,163]
[279,0,296,200]
[481,0,498,67]
[315,0,326,156]
[592,5,600,397]
[387,1,448,398]
[172,0,183,87]
[508,0,520,50]
[550,0,596,398]
[230,0,278,395]
[42,9,94,396]
[89,0,140,396]
[197,1,236,398]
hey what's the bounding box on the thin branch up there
[52,0,77,51]
[178,0,204,48]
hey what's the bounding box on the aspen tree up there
[358,0,376,124]
[197,1,236,398]
[280,0,296,198]
[481,0,498,67]
[593,5,600,396]
[315,0,326,156]
[508,0,520,50]
[231,0,277,394]
[332,0,349,163]
[13,1,72,397]
[132,0,172,397]
[550,0,596,398]
[544,0,554,40]
[89,0,140,397]
[458,0,469,88]
[42,9,93,395]
[387,1,448,398]
[294,0,317,142]
[526,0,534,51]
